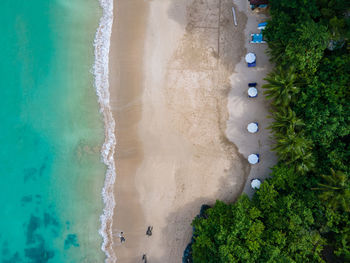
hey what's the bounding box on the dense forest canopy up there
[189,0,350,262]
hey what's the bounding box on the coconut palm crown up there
[263,66,300,108]
[312,169,350,212]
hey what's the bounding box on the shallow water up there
[0,0,106,262]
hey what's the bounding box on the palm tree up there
[273,129,307,162]
[266,41,286,64]
[262,66,300,108]
[294,154,315,175]
[268,107,305,134]
[312,169,350,212]
[273,128,314,174]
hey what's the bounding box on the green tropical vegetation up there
[313,169,350,213]
[189,0,350,262]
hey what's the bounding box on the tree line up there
[190,0,350,262]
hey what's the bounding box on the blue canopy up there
[258,22,267,30]
[251,33,266,43]
[252,34,263,42]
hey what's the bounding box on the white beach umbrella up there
[248,87,258,97]
[247,122,259,133]
[245,53,256,63]
[251,179,261,189]
[248,154,259,164]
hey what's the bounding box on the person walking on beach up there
[118,231,126,244]
[146,226,153,236]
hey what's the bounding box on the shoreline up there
[93,0,117,262]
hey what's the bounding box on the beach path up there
[226,1,277,196]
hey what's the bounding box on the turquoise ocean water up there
[0,0,107,262]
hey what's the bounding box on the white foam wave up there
[93,0,117,262]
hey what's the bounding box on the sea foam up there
[93,0,116,262]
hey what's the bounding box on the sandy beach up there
[108,0,275,262]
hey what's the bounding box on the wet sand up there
[109,0,255,262]
[109,0,148,261]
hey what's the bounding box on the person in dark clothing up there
[119,231,126,243]
[146,226,153,236]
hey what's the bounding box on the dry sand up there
[108,0,274,262]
